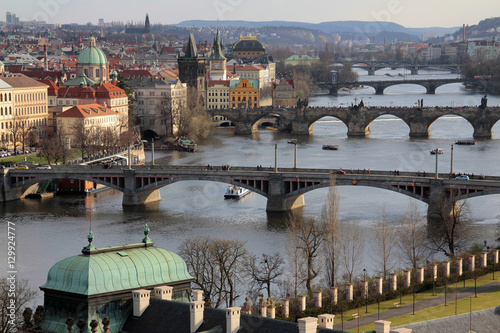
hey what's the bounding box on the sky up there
[2,0,500,28]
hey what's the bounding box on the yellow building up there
[229,79,259,108]
[233,36,266,59]
[0,74,49,146]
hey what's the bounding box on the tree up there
[0,279,38,333]
[156,95,176,137]
[179,236,248,308]
[71,121,92,159]
[337,63,359,83]
[244,253,284,298]
[321,175,341,288]
[38,133,66,165]
[338,221,364,283]
[370,208,397,279]
[116,73,136,125]
[176,87,211,140]
[292,70,311,100]
[427,192,472,258]
[287,215,323,293]
[15,116,34,154]
[397,202,430,269]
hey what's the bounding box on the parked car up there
[455,175,469,180]
[15,165,29,170]
[333,170,346,175]
[36,165,51,169]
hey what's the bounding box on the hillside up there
[454,17,500,39]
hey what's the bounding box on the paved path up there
[333,281,500,331]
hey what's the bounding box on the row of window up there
[15,92,47,103]
[207,98,229,103]
[0,92,12,102]
[208,92,229,97]
[0,118,48,130]
[17,106,47,116]
[0,106,13,116]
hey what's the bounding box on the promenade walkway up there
[333,281,500,331]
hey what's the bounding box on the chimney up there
[318,314,335,329]
[154,286,173,300]
[226,307,241,333]
[190,301,204,333]
[132,289,151,317]
[192,289,203,302]
[298,317,317,333]
[375,320,391,333]
[463,24,466,42]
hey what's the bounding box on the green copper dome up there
[77,37,108,65]
[40,243,194,296]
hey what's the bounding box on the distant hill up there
[453,17,500,39]
[175,20,458,38]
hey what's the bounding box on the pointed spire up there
[82,230,96,253]
[211,27,226,60]
[184,33,198,58]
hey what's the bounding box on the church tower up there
[178,33,206,94]
[209,27,227,80]
[145,13,150,33]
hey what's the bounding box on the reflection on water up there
[1,71,500,305]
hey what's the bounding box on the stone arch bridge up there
[319,78,464,95]
[4,166,500,222]
[209,106,500,138]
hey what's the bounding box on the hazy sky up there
[3,0,499,28]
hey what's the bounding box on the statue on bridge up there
[296,98,309,108]
[480,95,488,108]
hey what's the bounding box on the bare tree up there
[370,208,397,279]
[38,134,65,165]
[287,215,323,293]
[284,219,306,297]
[179,236,248,308]
[338,221,364,283]
[0,279,38,333]
[427,193,472,258]
[177,87,210,140]
[15,116,34,154]
[321,175,341,287]
[71,121,92,159]
[397,201,430,269]
[156,95,176,137]
[244,253,284,298]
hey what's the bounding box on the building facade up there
[233,36,266,59]
[229,79,259,108]
[272,79,297,107]
[206,80,230,109]
[128,78,187,138]
[178,33,206,95]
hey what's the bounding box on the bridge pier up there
[426,85,436,94]
[368,69,376,76]
[234,122,255,135]
[347,123,370,137]
[409,123,430,138]
[265,173,305,212]
[473,128,493,139]
[410,68,419,75]
[375,86,385,95]
[122,170,162,206]
[427,179,459,224]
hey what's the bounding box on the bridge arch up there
[307,115,348,136]
[142,129,159,141]
[10,174,125,194]
[428,114,474,138]
[137,176,269,198]
[383,83,428,94]
[365,114,411,138]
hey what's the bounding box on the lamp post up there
[151,137,155,166]
[363,268,368,314]
[293,141,297,169]
[450,144,454,175]
[274,144,278,173]
[435,149,439,179]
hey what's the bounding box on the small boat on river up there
[288,139,297,144]
[322,145,339,150]
[430,148,444,155]
[224,185,250,199]
[455,139,476,145]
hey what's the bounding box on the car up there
[36,165,51,170]
[15,165,29,170]
[333,170,346,175]
[455,175,469,180]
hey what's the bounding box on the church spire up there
[211,26,226,60]
[184,33,198,58]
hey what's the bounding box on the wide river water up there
[2,68,500,305]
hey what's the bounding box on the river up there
[1,68,500,305]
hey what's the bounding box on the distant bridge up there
[319,78,464,95]
[3,166,500,222]
[351,62,461,75]
[208,105,500,138]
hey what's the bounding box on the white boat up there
[224,185,250,199]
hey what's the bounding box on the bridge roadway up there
[209,105,500,138]
[4,165,500,221]
[351,63,460,75]
[319,78,464,95]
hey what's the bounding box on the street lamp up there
[274,144,278,173]
[363,268,368,314]
[450,144,454,175]
[293,141,297,169]
[435,149,439,179]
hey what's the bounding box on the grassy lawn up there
[0,153,46,164]
[335,272,500,332]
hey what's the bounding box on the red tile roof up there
[56,104,117,118]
